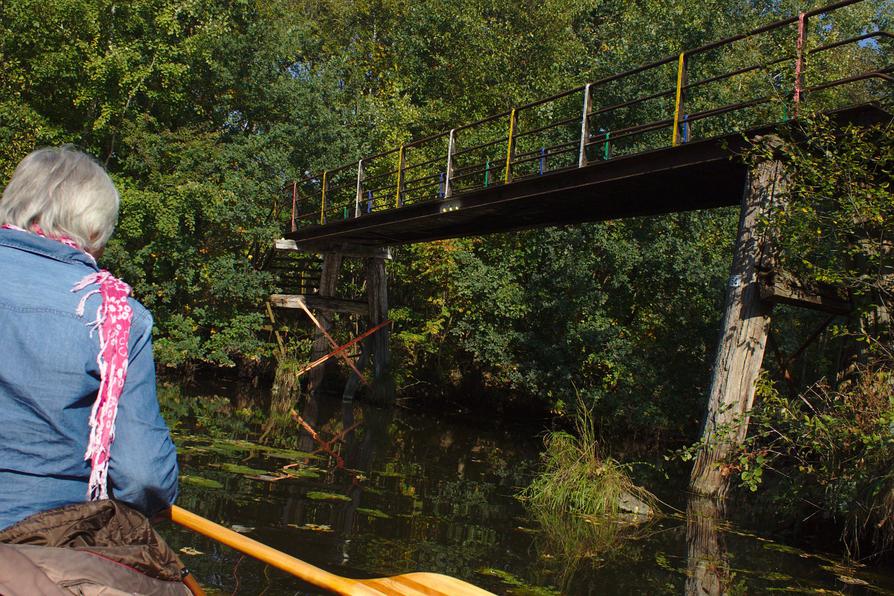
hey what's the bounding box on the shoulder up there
[127,298,153,330]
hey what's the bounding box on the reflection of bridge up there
[271,0,892,500]
[282,0,891,250]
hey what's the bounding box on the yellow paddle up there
[167,505,496,596]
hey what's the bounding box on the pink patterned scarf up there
[2,224,133,501]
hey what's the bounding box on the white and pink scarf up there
[2,224,132,501]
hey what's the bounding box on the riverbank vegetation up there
[732,118,894,558]
[2,0,891,560]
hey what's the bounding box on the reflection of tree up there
[685,496,731,596]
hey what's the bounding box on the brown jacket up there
[0,500,191,595]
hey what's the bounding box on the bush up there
[740,362,894,557]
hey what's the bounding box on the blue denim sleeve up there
[107,310,179,515]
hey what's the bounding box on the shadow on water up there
[156,382,894,595]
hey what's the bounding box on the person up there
[0,146,178,530]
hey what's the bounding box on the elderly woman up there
[0,146,178,530]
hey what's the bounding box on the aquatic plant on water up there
[521,404,656,520]
[519,403,658,587]
[741,361,894,558]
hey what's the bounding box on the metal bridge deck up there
[284,105,889,250]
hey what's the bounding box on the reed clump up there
[520,404,658,588]
[521,405,656,520]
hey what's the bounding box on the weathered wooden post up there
[307,252,343,394]
[365,255,394,404]
[365,255,393,403]
[689,157,784,499]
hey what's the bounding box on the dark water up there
[156,385,894,595]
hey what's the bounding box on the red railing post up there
[794,12,807,117]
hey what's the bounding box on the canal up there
[156,383,894,595]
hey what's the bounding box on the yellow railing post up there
[504,108,517,184]
[672,52,687,147]
[320,170,328,225]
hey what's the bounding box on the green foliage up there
[0,0,358,367]
[753,117,894,311]
[730,116,894,556]
[742,364,894,555]
[417,212,737,440]
[3,0,890,477]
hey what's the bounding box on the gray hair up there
[0,146,119,253]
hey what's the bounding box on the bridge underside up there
[285,105,889,250]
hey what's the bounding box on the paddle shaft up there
[168,505,374,595]
[167,506,496,596]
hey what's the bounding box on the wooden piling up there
[689,159,784,499]
[365,256,394,404]
[308,252,343,394]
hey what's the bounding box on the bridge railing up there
[283,0,892,233]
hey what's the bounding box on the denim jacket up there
[0,228,178,529]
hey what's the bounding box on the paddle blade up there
[360,572,496,595]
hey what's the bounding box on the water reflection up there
[685,496,730,596]
[159,383,894,595]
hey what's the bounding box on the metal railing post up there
[793,12,807,117]
[672,52,688,146]
[320,171,328,225]
[354,160,364,218]
[504,108,517,184]
[579,83,592,167]
[444,128,456,198]
[290,181,297,232]
[394,145,405,208]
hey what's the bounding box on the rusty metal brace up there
[293,319,391,379]
[297,301,367,385]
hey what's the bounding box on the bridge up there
[269,0,892,498]
[280,0,891,250]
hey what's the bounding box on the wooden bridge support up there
[689,159,784,499]
[307,253,343,395]
[273,241,394,404]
